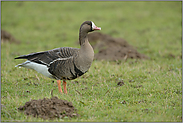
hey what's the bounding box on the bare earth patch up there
[1,30,20,44]
[87,32,149,61]
[18,96,79,120]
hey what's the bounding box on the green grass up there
[1,1,182,122]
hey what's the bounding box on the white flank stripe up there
[49,57,72,65]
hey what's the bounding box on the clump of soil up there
[1,30,20,44]
[117,80,125,86]
[86,32,149,61]
[18,96,79,120]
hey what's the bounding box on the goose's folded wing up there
[15,47,79,66]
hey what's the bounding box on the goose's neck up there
[76,30,94,72]
[79,29,88,46]
[78,30,94,60]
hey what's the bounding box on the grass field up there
[1,1,182,122]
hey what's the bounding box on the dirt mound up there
[18,96,78,120]
[1,30,20,44]
[87,32,149,61]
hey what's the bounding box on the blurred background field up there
[1,1,182,122]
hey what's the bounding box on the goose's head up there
[80,21,101,33]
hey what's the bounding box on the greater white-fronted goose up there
[15,21,101,94]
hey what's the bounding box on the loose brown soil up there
[1,30,20,44]
[18,96,79,120]
[87,32,149,61]
[117,80,125,86]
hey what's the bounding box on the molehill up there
[86,32,149,61]
[18,96,79,120]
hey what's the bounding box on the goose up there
[15,21,101,94]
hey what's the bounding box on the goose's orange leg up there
[57,80,63,93]
[63,80,67,94]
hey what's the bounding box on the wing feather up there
[15,47,79,65]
